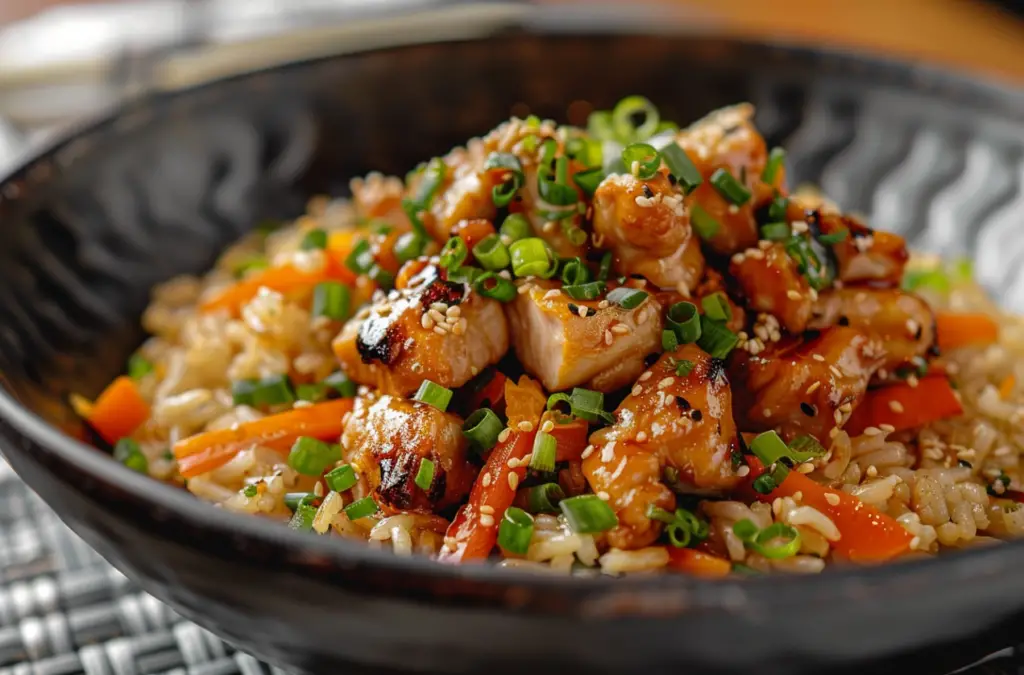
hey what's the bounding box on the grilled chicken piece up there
[730,326,885,441]
[585,345,742,549]
[342,394,476,512]
[730,242,813,334]
[506,279,663,393]
[805,208,908,287]
[809,288,935,372]
[333,263,508,397]
[676,104,780,255]
[591,170,705,292]
[416,147,502,244]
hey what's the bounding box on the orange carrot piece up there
[548,415,589,462]
[504,375,547,429]
[173,398,353,478]
[746,458,913,563]
[438,430,535,563]
[667,548,732,578]
[1000,374,1016,400]
[468,371,507,412]
[87,376,150,445]
[200,255,355,317]
[935,311,999,351]
[845,375,963,436]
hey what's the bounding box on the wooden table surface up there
[2,0,1023,82]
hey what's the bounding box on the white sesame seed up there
[598,300,610,310]
[542,220,557,233]
[728,204,740,215]
[508,473,520,490]
[611,324,630,335]
[793,491,803,501]
[909,536,921,550]
[834,409,843,424]
[479,514,495,527]
[806,381,822,395]
[578,305,589,318]
[421,314,434,329]
[541,420,554,433]
[543,289,561,301]
[471,366,480,376]
[479,505,495,515]
[888,400,905,414]
[429,309,446,324]
[313,482,324,497]
[758,239,772,251]
[786,289,802,301]
[639,371,652,382]
[839,402,852,414]
[631,385,643,396]
[433,326,447,335]
[863,426,881,436]
[518,421,534,432]
[636,431,648,443]
[482,473,492,487]
[430,302,448,312]
[731,253,747,265]
[762,407,772,418]
[879,423,896,433]
[604,330,614,345]
[812,354,826,362]
[597,491,611,501]
[452,318,467,336]
[506,457,519,469]
[824,492,841,506]
[518,283,532,295]
[771,498,782,515]
[658,377,674,389]
[581,445,595,460]
[498,428,511,443]
[635,195,653,208]
[797,462,814,474]
[866,465,878,477]
[791,220,809,234]
[736,465,751,477]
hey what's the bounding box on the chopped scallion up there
[701,292,732,322]
[473,235,511,271]
[394,231,427,264]
[646,504,710,548]
[284,492,317,512]
[690,204,720,240]
[497,507,535,554]
[414,458,436,491]
[413,380,453,412]
[562,281,606,301]
[462,408,503,452]
[660,144,703,194]
[761,222,791,241]
[611,95,660,144]
[709,168,751,206]
[325,464,358,493]
[243,484,259,498]
[621,143,661,180]
[675,359,695,377]
[299,228,328,251]
[762,147,787,185]
[323,371,357,398]
[529,432,557,473]
[233,254,269,279]
[473,272,517,302]
[667,301,701,344]
[439,236,468,271]
[606,287,648,309]
[288,503,317,531]
[560,258,591,287]
[500,214,532,243]
[312,281,351,321]
[696,315,738,359]
[296,383,329,403]
[768,194,789,222]
[345,239,374,275]
[733,519,801,559]
[749,430,792,467]
[560,494,619,534]
[113,438,148,474]
[662,329,679,352]
[510,238,557,278]
[567,387,615,424]
[818,229,849,245]
[127,353,153,380]
[597,251,613,281]
[447,265,483,286]
[232,374,296,408]
[343,496,379,520]
[527,483,566,514]
[288,436,342,476]
[573,167,605,196]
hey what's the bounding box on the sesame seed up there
[604,330,614,345]
[906,374,919,388]
[598,300,610,309]
[518,421,534,432]
[863,426,881,436]
[518,284,532,295]
[597,491,611,501]
[909,536,921,549]
[313,482,324,497]
[543,289,561,301]
[507,457,519,469]
[479,505,495,515]
[542,220,557,233]
[758,239,772,250]
[879,423,896,433]
[736,465,751,477]
[824,492,841,506]
[471,366,480,376]
[430,302,448,313]
[636,431,648,443]
[771,498,782,515]
[498,428,511,443]
[762,407,772,418]
[634,195,653,208]
[421,314,434,329]
[792,221,809,234]
[797,462,814,474]
[658,377,675,389]
[482,473,492,487]
[834,409,843,424]
[888,400,905,414]
[479,514,495,527]
[839,402,852,414]
[452,318,467,336]
[429,309,445,324]
[579,305,589,318]
[581,445,595,460]
[433,326,447,335]
[508,473,520,490]
[639,371,652,382]
[806,381,822,394]
[793,491,803,501]
[631,385,643,396]
[541,420,554,433]
[747,248,765,260]
[812,354,826,362]
[786,289,802,301]
[611,324,630,335]
[866,465,878,477]
[905,319,918,336]
[731,253,747,265]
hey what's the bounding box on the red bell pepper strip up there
[845,375,962,436]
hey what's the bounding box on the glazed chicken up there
[591,170,705,291]
[802,207,909,287]
[729,326,885,440]
[585,345,742,549]
[729,241,814,334]
[333,263,509,397]
[809,288,935,372]
[506,279,663,392]
[342,393,477,512]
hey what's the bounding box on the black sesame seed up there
[642,184,654,199]
[690,409,703,422]
[675,396,691,411]
[667,174,678,186]
[800,402,817,417]
[914,325,923,341]
[838,315,850,327]
[644,352,660,368]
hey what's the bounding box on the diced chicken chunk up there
[676,104,778,255]
[333,263,508,396]
[730,242,813,334]
[729,326,885,441]
[506,280,663,393]
[802,207,908,287]
[585,345,742,549]
[342,394,476,512]
[809,288,935,372]
[592,171,704,292]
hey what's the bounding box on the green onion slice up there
[498,507,535,554]
[762,147,786,184]
[690,204,721,240]
[288,436,342,476]
[345,239,375,275]
[473,272,517,302]
[560,495,619,534]
[573,167,605,196]
[414,458,436,491]
[749,430,792,466]
[675,359,695,377]
[587,110,616,142]
[761,222,791,241]
[538,156,578,206]
[325,465,358,493]
[500,214,532,243]
[394,231,427,264]
[560,258,592,287]
[462,408,503,452]
[662,329,679,352]
[606,287,648,309]
[312,281,351,321]
[288,502,317,531]
[701,292,732,322]
[510,238,557,278]
[296,383,329,403]
[696,315,738,359]
[597,251,613,281]
[622,143,661,180]
[413,380,453,412]
[529,432,557,473]
[473,235,511,271]
[233,254,269,279]
[566,387,615,424]
[660,144,703,194]
[527,483,566,514]
[243,484,259,498]
[323,371,357,398]
[709,168,751,206]
[232,374,296,408]
[768,194,789,222]
[546,392,571,413]
[284,492,317,512]
[127,354,153,380]
[439,236,468,271]
[733,519,801,559]
[611,96,660,144]
[113,438,148,474]
[646,505,710,548]
[562,281,606,301]
[752,462,791,495]
[299,228,328,251]
[447,265,483,286]
[484,152,525,208]
[818,229,849,245]
[344,496,379,521]
[667,302,701,344]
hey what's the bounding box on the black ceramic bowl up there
[2,5,1024,675]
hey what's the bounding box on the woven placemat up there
[0,455,1016,675]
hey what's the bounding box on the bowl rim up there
[1,1,1023,612]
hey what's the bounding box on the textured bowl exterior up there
[1,8,1024,675]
